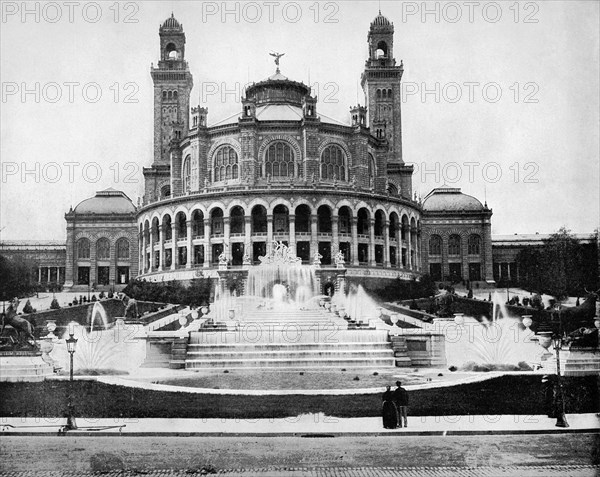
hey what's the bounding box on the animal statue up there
[557,288,599,335]
[0,298,36,348]
[434,289,455,317]
[568,326,598,348]
[119,293,139,321]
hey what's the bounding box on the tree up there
[50,297,60,310]
[517,227,599,300]
[0,254,38,300]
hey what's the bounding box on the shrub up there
[22,299,34,314]
[91,295,97,302]
[72,297,78,305]
[99,291,105,299]
[50,298,60,310]
[108,290,114,298]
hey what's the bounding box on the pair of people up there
[382,381,409,429]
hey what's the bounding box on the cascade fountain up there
[182,242,395,369]
[332,284,379,325]
[50,301,146,374]
[443,292,542,370]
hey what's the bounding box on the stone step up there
[185,356,396,369]
[187,349,394,359]
[189,329,389,344]
[187,342,393,351]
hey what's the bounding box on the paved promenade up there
[1,413,598,436]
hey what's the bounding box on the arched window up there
[182,155,191,193]
[96,238,110,260]
[213,146,239,182]
[161,185,171,199]
[116,238,129,260]
[77,238,90,259]
[448,235,461,256]
[429,235,442,255]
[368,153,376,186]
[265,142,294,178]
[468,234,481,255]
[320,145,346,181]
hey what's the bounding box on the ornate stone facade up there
[421,187,494,283]
[64,189,138,290]
[137,13,423,287]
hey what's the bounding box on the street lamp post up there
[65,333,78,431]
[552,332,569,428]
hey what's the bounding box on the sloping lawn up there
[1,375,597,419]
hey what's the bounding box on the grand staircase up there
[185,308,394,369]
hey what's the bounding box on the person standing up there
[381,385,399,429]
[394,380,409,428]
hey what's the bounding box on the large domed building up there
[64,188,138,288]
[421,187,494,283]
[136,12,424,290]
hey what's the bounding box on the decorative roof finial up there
[269,51,285,74]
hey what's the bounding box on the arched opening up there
[77,238,90,259]
[265,141,295,178]
[468,234,481,255]
[214,146,239,182]
[230,206,245,235]
[374,210,385,237]
[376,40,388,58]
[295,204,311,233]
[166,43,178,59]
[182,155,191,193]
[251,205,267,234]
[320,145,346,181]
[192,210,204,237]
[163,215,172,241]
[317,205,332,233]
[273,205,289,234]
[161,185,171,199]
[401,215,409,241]
[448,234,461,256]
[357,208,370,235]
[175,212,187,238]
[338,206,351,235]
[389,213,398,239]
[429,235,442,255]
[211,208,224,237]
[368,154,376,187]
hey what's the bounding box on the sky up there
[1,0,599,241]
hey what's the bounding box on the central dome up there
[245,74,310,108]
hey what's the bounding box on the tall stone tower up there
[361,12,413,199]
[144,14,194,201]
[361,11,404,162]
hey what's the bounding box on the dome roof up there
[161,13,182,31]
[371,11,392,28]
[422,187,486,212]
[74,188,136,215]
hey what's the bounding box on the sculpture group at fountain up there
[0,298,36,350]
[258,240,302,265]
